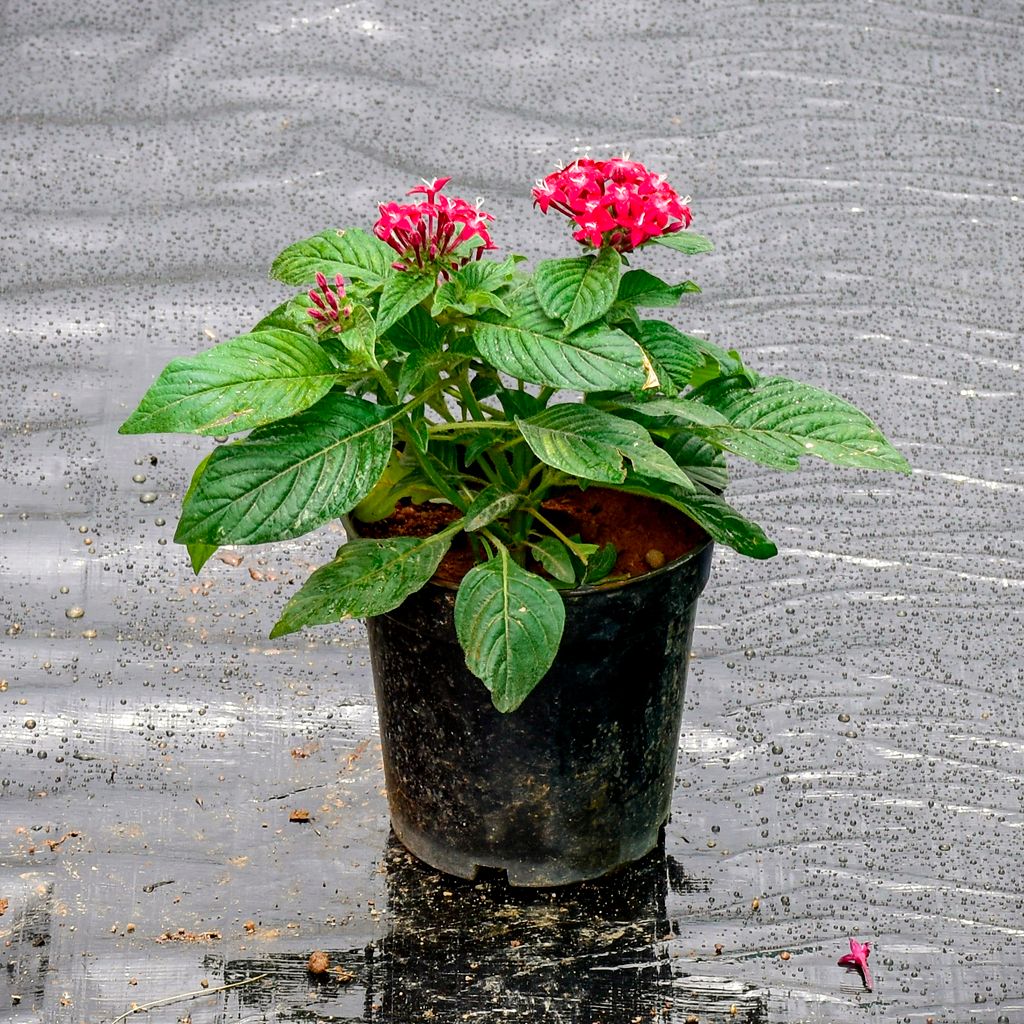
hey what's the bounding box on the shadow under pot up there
[360,508,714,887]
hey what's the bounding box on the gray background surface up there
[1,1,1022,1021]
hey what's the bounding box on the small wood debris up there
[43,830,80,852]
[289,809,311,823]
[0,898,8,916]
[243,920,256,934]
[155,929,222,944]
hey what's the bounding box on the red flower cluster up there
[307,271,352,333]
[374,177,496,273]
[532,157,692,252]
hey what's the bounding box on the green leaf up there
[119,329,337,436]
[383,303,444,353]
[270,228,396,288]
[649,231,714,255]
[376,271,436,336]
[607,300,643,338]
[689,340,758,389]
[463,485,523,532]
[692,375,911,473]
[269,531,457,638]
[397,348,459,399]
[352,453,439,523]
[617,268,700,307]
[662,433,729,491]
[328,304,377,362]
[615,476,777,559]
[604,394,732,429]
[534,248,621,334]
[181,455,218,573]
[473,289,646,392]
[516,404,694,490]
[528,536,577,585]
[454,549,565,712]
[638,320,706,394]
[431,256,519,317]
[583,543,618,584]
[174,394,394,546]
[252,293,319,336]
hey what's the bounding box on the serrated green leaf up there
[174,394,393,546]
[617,269,700,307]
[528,536,577,584]
[607,300,643,338]
[431,256,518,317]
[516,404,694,490]
[376,271,436,336]
[516,405,634,483]
[383,303,444,353]
[119,329,337,436]
[614,476,776,559]
[473,289,646,392]
[269,532,457,638]
[270,228,396,288]
[454,549,565,712]
[534,248,621,334]
[691,375,911,473]
[181,455,217,573]
[463,485,523,532]
[604,394,732,429]
[638,320,706,394]
[649,231,714,255]
[662,433,729,491]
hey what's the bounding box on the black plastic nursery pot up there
[365,535,715,887]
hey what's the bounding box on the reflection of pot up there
[367,537,714,885]
[218,838,767,1024]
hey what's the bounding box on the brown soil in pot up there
[354,487,708,586]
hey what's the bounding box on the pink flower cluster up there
[373,177,496,273]
[307,272,352,333]
[532,158,692,252]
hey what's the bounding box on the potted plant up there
[120,159,909,885]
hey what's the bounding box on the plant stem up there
[373,369,400,406]
[427,420,518,435]
[109,973,269,1024]
[398,426,468,512]
[527,508,593,561]
[458,367,487,421]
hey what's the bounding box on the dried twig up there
[109,972,268,1024]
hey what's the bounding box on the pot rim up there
[343,512,714,596]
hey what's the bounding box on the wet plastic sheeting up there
[1,1,1022,1021]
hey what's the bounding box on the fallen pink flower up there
[838,938,873,991]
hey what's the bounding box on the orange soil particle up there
[355,487,707,585]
